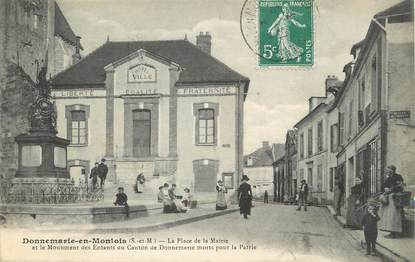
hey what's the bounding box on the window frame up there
[307,127,313,156]
[222,172,234,189]
[66,105,90,147]
[299,133,304,159]
[330,123,338,152]
[317,121,323,152]
[70,110,87,145]
[197,108,215,145]
[193,103,219,146]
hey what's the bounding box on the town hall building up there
[51,33,249,195]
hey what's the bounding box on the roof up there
[374,0,413,22]
[244,145,274,167]
[330,0,413,112]
[272,143,285,162]
[54,3,83,49]
[350,40,364,57]
[51,40,249,88]
[294,102,327,128]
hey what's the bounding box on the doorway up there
[70,166,86,186]
[132,110,151,157]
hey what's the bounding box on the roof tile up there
[51,40,248,88]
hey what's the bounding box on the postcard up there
[0,0,414,261]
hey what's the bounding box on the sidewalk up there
[3,203,240,234]
[327,205,415,262]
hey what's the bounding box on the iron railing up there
[0,178,103,204]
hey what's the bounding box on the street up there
[133,203,381,262]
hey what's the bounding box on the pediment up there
[104,49,181,72]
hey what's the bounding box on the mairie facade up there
[51,35,249,195]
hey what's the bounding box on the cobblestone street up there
[134,203,381,262]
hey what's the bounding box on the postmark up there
[240,0,314,67]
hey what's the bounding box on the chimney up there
[262,141,270,148]
[325,75,343,97]
[72,36,82,64]
[308,97,326,112]
[196,32,212,55]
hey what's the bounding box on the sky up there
[57,0,401,153]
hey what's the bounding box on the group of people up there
[89,158,108,190]
[109,174,254,220]
[157,183,190,213]
[215,175,253,219]
[346,165,407,256]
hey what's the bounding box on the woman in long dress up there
[379,165,404,238]
[216,180,227,210]
[267,3,306,62]
[136,173,145,193]
[238,175,253,219]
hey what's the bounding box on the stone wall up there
[0,63,36,180]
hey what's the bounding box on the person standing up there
[346,176,365,227]
[157,186,164,203]
[89,162,99,190]
[264,190,269,204]
[296,179,308,211]
[362,200,380,256]
[334,177,345,215]
[98,158,108,188]
[136,173,145,193]
[379,165,404,238]
[182,188,192,208]
[168,184,177,200]
[238,175,253,219]
[216,180,227,210]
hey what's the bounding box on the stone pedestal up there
[12,131,73,203]
[15,132,70,179]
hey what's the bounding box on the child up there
[182,188,191,207]
[361,200,380,256]
[157,186,164,203]
[114,187,129,217]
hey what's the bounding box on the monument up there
[10,62,74,203]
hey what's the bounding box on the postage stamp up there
[258,0,313,67]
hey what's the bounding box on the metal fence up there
[0,178,104,204]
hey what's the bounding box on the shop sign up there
[390,111,410,119]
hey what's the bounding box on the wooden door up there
[133,110,151,157]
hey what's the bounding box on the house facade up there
[295,97,331,205]
[51,34,249,196]
[244,142,274,199]
[333,0,414,218]
[284,129,298,201]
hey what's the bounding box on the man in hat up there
[98,158,108,188]
[238,175,253,219]
[296,179,308,211]
[89,162,99,190]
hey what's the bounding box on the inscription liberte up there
[53,87,234,97]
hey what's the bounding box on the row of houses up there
[244,0,414,221]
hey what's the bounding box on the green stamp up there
[259,0,313,66]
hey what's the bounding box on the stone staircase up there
[103,159,175,204]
